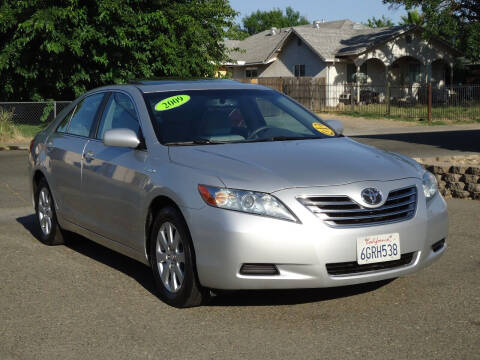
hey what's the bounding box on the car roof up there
[131,79,271,93]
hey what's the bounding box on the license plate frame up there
[357,233,401,265]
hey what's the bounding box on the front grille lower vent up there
[299,186,417,227]
[326,252,415,275]
[240,264,279,276]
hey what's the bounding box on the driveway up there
[1,151,479,360]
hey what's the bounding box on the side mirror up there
[324,119,344,136]
[104,128,140,148]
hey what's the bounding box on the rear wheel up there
[149,207,206,308]
[35,179,64,246]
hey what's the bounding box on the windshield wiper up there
[247,136,325,143]
[165,139,229,146]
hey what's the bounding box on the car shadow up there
[207,280,394,307]
[16,214,157,295]
[353,129,480,154]
[17,214,394,307]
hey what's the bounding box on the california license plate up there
[357,233,401,265]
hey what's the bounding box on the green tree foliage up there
[241,7,309,36]
[364,15,395,28]
[383,0,480,60]
[399,10,424,26]
[0,0,237,100]
[225,23,250,40]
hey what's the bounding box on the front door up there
[81,92,149,251]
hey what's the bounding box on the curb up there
[0,145,29,151]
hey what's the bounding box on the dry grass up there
[0,107,30,143]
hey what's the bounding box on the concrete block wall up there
[415,156,480,200]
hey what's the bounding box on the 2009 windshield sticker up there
[312,122,335,136]
[155,95,190,111]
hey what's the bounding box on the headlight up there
[422,171,438,200]
[198,185,298,222]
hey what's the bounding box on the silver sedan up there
[28,80,448,307]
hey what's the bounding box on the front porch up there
[326,55,455,107]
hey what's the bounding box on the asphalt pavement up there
[1,148,479,359]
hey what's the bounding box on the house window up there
[406,34,412,44]
[408,63,422,83]
[294,64,305,77]
[245,69,258,78]
[347,63,367,83]
[297,38,302,46]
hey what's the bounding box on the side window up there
[97,93,140,140]
[67,93,105,137]
[56,108,75,133]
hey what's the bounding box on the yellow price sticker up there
[155,95,191,111]
[312,122,335,136]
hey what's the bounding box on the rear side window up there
[97,93,140,140]
[67,93,105,137]
[56,108,74,133]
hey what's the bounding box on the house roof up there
[225,19,454,65]
[225,28,291,65]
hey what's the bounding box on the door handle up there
[83,151,95,162]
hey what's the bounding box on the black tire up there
[149,206,206,308]
[35,178,65,246]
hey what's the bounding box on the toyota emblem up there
[361,188,382,205]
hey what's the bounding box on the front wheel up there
[35,179,64,246]
[149,207,206,308]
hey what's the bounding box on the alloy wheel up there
[156,222,186,293]
[38,188,53,236]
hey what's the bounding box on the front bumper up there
[183,179,448,290]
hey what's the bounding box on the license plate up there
[357,233,400,265]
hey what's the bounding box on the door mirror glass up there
[324,119,344,136]
[103,128,140,148]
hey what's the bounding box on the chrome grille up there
[298,186,417,227]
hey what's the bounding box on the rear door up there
[81,92,149,251]
[46,93,106,226]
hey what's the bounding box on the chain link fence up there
[0,101,72,125]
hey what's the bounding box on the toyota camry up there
[28,80,448,307]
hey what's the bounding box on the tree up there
[0,0,237,101]
[383,0,480,61]
[226,24,250,40]
[399,10,424,26]
[241,7,309,36]
[364,15,395,28]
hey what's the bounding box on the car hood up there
[168,137,423,193]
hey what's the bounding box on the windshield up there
[143,89,337,145]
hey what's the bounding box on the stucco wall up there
[261,35,326,78]
[365,60,386,85]
[325,62,346,106]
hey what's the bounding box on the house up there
[223,20,459,106]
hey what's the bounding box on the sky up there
[229,0,407,25]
